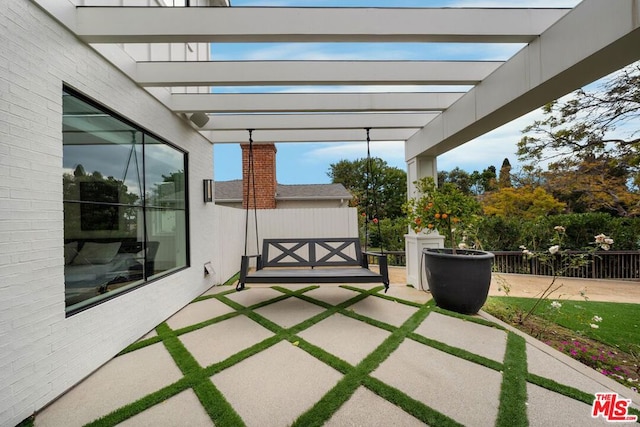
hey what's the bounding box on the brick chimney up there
[241,142,277,209]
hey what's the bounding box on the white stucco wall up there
[0,1,217,424]
[276,200,349,209]
[212,206,360,284]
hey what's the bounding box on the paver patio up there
[34,281,639,426]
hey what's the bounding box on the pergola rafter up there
[37,1,636,152]
[202,128,420,144]
[136,60,502,87]
[200,112,436,131]
[68,4,577,145]
[169,92,465,113]
[75,7,571,44]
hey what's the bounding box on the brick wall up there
[241,143,277,209]
[0,1,217,425]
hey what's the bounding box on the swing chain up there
[363,128,384,254]
[243,129,260,257]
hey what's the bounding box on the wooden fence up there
[491,250,640,280]
[366,251,406,267]
[367,250,640,280]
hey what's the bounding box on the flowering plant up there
[518,225,613,322]
[552,339,637,391]
[520,225,613,273]
[403,177,481,253]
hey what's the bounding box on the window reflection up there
[62,88,188,314]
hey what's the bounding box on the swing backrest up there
[261,238,364,268]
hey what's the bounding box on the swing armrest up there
[362,251,387,265]
[239,255,263,285]
[361,251,389,283]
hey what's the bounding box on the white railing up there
[213,206,359,284]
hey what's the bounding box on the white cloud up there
[303,140,406,168]
[216,0,611,179]
[284,109,549,175]
[213,84,472,93]
[438,108,549,172]
[424,43,524,61]
[272,85,471,93]
[237,44,413,61]
[240,45,357,61]
[214,42,523,62]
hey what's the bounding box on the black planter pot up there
[423,248,495,315]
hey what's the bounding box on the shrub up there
[476,213,640,251]
[367,217,408,251]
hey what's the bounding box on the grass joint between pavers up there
[75,283,613,426]
[496,333,529,427]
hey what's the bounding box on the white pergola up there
[35,0,637,145]
[33,1,639,142]
[34,0,640,286]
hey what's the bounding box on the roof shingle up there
[215,180,352,202]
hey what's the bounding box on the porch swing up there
[237,128,390,292]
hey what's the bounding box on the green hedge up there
[477,213,640,251]
[366,217,409,251]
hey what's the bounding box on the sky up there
[213,0,584,184]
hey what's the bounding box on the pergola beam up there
[136,60,501,87]
[170,92,465,113]
[75,7,570,44]
[405,0,640,160]
[201,112,437,131]
[206,128,417,143]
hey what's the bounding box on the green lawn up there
[486,296,640,354]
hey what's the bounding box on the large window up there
[62,87,188,314]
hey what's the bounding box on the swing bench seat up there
[237,237,389,292]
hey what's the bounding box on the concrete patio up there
[34,279,639,427]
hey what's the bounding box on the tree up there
[517,61,640,215]
[498,158,513,188]
[439,166,497,195]
[482,186,565,220]
[63,168,140,232]
[542,155,640,216]
[481,166,498,193]
[327,157,407,219]
[367,217,408,251]
[439,167,473,195]
[511,164,546,188]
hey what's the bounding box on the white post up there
[405,154,444,291]
[405,232,444,290]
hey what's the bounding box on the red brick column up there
[241,142,277,209]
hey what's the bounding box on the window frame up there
[62,85,190,316]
